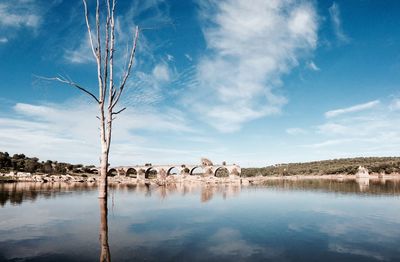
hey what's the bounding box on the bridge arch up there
[126,168,137,178]
[214,166,229,177]
[167,166,180,176]
[190,166,204,175]
[107,168,118,177]
[145,167,157,179]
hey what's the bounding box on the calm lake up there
[1,179,400,261]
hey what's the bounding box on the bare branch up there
[103,0,111,101]
[82,0,98,60]
[110,88,116,102]
[96,0,101,58]
[108,0,116,109]
[83,0,104,102]
[38,75,100,104]
[111,26,139,109]
[95,0,104,102]
[111,107,126,115]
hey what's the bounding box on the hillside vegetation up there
[0,152,96,175]
[242,157,400,177]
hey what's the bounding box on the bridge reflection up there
[2,178,400,207]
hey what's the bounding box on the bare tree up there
[49,0,139,198]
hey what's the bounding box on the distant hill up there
[242,157,400,177]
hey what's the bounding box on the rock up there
[355,166,369,178]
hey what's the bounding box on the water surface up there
[1,179,400,261]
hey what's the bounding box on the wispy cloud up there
[325,100,380,118]
[328,2,349,43]
[304,98,400,157]
[0,0,62,43]
[64,37,94,64]
[184,54,192,61]
[61,0,176,121]
[0,1,41,29]
[190,0,318,132]
[307,61,320,71]
[166,54,174,61]
[64,0,170,66]
[152,63,170,82]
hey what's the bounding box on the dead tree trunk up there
[50,0,139,199]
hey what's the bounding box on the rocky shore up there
[0,171,243,185]
[1,171,399,186]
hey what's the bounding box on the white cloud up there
[63,0,169,68]
[0,0,61,42]
[0,2,40,29]
[307,61,320,71]
[304,99,400,157]
[152,63,170,82]
[64,37,95,64]
[286,128,307,135]
[0,100,195,166]
[184,54,192,61]
[191,0,318,132]
[389,98,400,111]
[325,100,380,118]
[166,54,174,61]
[328,2,349,43]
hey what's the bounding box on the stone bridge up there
[104,164,241,179]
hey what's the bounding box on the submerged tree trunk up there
[99,198,111,262]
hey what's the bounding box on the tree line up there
[0,152,96,175]
[242,157,400,177]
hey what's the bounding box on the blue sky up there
[1,0,400,167]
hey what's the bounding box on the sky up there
[0,0,400,167]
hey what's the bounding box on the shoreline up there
[1,172,400,185]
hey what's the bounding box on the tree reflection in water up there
[99,198,111,262]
